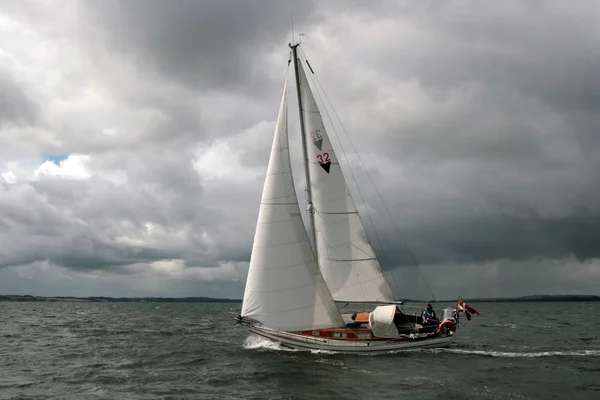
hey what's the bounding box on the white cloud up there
[1,170,16,183]
[34,154,91,180]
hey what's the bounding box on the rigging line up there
[290,13,295,45]
[297,48,400,297]
[298,47,437,302]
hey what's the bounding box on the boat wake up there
[439,348,600,358]
[243,335,298,352]
[241,340,600,358]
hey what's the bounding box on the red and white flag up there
[457,297,480,321]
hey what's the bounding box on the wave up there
[243,335,298,352]
[484,323,518,329]
[441,348,600,358]
[175,357,206,366]
[243,336,360,355]
[0,381,37,389]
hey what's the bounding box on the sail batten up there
[241,73,344,331]
[297,60,396,303]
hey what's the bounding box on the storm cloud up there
[0,0,599,299]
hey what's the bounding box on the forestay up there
[241,74,344,331]
[297,61,395,303]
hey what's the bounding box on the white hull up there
[246,325,454,354]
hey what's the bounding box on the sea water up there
[1,301,599,399]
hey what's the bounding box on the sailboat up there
[236,42,463,353]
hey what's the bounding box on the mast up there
[290,42,317,252]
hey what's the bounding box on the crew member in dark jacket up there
[422,303,438,325]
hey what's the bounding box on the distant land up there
[0,295,241,303]
[458,294,600,302]
[1,294,599,303]
[425,294,600,303]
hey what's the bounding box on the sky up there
[1,0,599,300]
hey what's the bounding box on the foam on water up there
[243,335,340,355]
[442,348,600,358]
[309,348,336,355]
[243,335,298,352]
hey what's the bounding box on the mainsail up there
[297,61,395,303]
[241,74,344,331]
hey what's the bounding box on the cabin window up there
[312,331,320,336]
[332,332,348,338]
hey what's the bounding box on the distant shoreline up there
[442,295,600,302]
[1,294,599,303]
[0,295,241,303]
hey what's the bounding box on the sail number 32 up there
[317,153,330,164]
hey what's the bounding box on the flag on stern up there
[457,297,480,321]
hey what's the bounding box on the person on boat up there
[422,303,438,325]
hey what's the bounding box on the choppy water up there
[1,301,599,399]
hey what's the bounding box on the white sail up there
[241,75,344,331]
[297,61,395,303]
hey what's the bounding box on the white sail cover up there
[241,75,344,331]
[369,305,400,338]
[297,61,395,303]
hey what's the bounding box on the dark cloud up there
[0,0,599,298]
[297,1,600,276]
[0,181,180,270]
[369,208,600,271]
[0,69,39,127]
[79,0,317,93]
